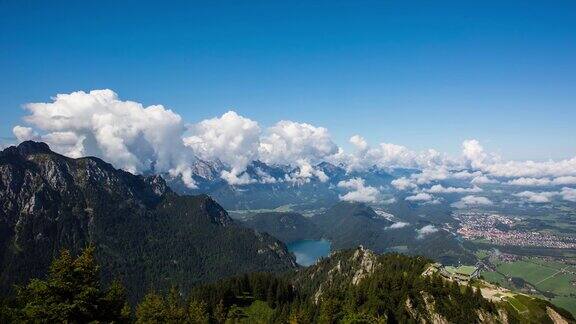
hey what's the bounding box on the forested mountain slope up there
[0,141,296,301]
[243,212,322,243]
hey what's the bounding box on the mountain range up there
[1,141,574,323]
[165,158,397,210]
[0,141,296,301]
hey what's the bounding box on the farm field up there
[497,260,558,284]
[481,271,510,288]
[552,296,576,318]
[482,257,576,316]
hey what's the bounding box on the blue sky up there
[1,0,575,160]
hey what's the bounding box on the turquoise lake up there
[287,239,331,266]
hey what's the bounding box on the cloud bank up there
[514,188,576,203]
[10,89,576,196]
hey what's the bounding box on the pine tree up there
[136,291,166,323]
[319,298,339,324]
[188,298,209,323]
[213,299,227,324]
[165,286,187,322]
[226,304,247,321]
[101,280,131,322]
[288,303,305,324]
[15,246,128,323]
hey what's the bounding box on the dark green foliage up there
[243,212,323,243]
[135,291,166,323]
[423,276,496,323]
[135,286,211,323]
[188,272,297,313]
[188,298,210,323]
[10,246,129,323]
[175,249,500,323]
[311,202,393,252]
[5,245,571,323]
[213,300,227,323]
[130,272,298,322]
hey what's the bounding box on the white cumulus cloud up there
[554,176,576,186]
[337,177,380,203]
[336,135,453,172]
[416,225,438,239]
[12,90,576,192]
[482,158,576,178]
[387,221,410,229]
[15,89,197,187]
[514,191,557,203]
[471,175,499,185]
[452,195,493,208]
[405,192,434,202]
[41,131,86,158]
[349,134,368,152]
[424,184,482,194]
[561,187,576,202]
[506,176,576,187]
[286,159,329,184]
[184,111,261,185]
[259,120,338,165]
[462,139,488,168]
[513,188,576,203]
[391,177,417,191]
[13,126,39,142]
[460,140,576,191]
[411,167,451,185]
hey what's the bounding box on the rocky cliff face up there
[0,141,166,251]
[0,141,296,301]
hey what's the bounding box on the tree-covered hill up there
[309,201,476,265]
[243,212,323,243]
[312,202,394,250]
